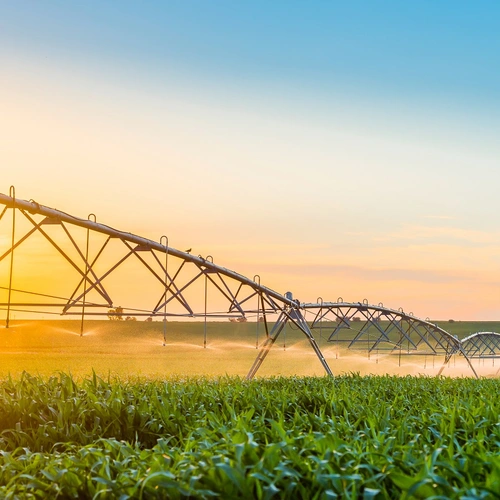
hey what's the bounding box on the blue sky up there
[2,1,500,318]
[4,1,500,101]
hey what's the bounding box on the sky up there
[1,1,500,319]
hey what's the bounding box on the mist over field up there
[1,320,497,379]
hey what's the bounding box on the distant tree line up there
[107,306,124,320]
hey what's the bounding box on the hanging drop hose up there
[6,186,15,328]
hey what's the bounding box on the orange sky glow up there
[2,3,500,321]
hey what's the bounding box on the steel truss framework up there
[0,189,498,379]
[304,301,480,377]
[0,191,328,378]
[461,332,500,359]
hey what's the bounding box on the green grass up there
[0,373,499,498]
[1,321,499,497]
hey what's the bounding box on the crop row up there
[0,373,499,498]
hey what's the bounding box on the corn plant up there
[0,372,499,498]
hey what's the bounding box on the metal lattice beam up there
[461,332,500,358]
[1,190,496,379]
[303,301,479,378]
[0,191,329,378]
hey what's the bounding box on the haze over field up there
[1,320,498,379]
[2,2,500,319]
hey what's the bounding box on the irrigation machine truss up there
[1,188,499,379]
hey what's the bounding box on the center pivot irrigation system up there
[1,188,499,378]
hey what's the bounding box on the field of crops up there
[1,321,499,497]
[0,373,499,498]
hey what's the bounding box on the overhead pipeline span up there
[0,190,483,378]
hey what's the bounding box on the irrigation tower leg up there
[6,186,15,329]
[246,311,289,379]
[460,347,479,379]
[437,356,449,377]
[246,307,333,379]
[286,308,333,376]
[437,349,478,379]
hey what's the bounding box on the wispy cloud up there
[204,242,331,254]
[373,224,500,246]
[422,215,455,220]
[255,262,484,285]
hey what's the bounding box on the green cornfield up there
[1,372,499,498]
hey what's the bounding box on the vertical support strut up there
[459,346,479,379]
[317,297,323,344]
[6,186,15,328]
[204,269,208,348]
[204,255,213,348]
[437,346,479,379]
[160,236,169,346]
[80,213,95,336]
[283,320,287,350]
[246,310,289,379]
[286,307,333,376]
[254,275,260,349]
[437,355,450,376]
[246,306,333,380]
